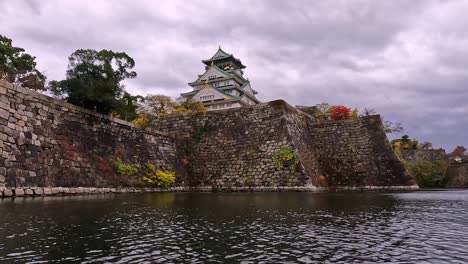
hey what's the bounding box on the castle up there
[181,47,260,111]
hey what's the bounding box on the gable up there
[193,86,233,102]
[210,49,229,60]
[195,67,227,83]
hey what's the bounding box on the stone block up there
[34,188,44,195]
[51,187,61,195]
[13,188,24,197]
[0,108,9,120]
[43,188,52,195]
[2,188,13,197]
[25,189,34,195]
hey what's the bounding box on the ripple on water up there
[1,191,468,263]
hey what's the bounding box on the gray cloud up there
[0,0,466,150]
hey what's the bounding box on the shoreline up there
[0,185,420,198]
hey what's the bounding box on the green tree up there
[391,135,418,150]
[49,49,137,115]
[410,161,448,188]
[112,93,142,122]
[0,34,46,90]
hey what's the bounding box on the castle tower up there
[181,47,260,111]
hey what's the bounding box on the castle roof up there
[189,63,247,86]
[202,47,246,69]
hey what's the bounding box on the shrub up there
[112,158,139,176]
[143,163,175,187]
[391,135,419,150]
[410,160,448,188]
[392,141,409,168]
[330,106,352,120]
[272,147,300,173]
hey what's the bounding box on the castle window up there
[200,95,214,101]
[208,75,216,79]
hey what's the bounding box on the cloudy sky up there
[1,0,467,150]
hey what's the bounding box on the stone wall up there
[153,100,414,189]
[309,117,412,187]
[153,100,312,188]
[447,163,468,187]
[398,148,468,188]
[0,80,415,193]
[0,80,176,189]
[401,149,447,165]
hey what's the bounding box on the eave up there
[202,56,246,69]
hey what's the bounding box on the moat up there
[1,191,468,263]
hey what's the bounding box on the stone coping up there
[0,80,136,127]
[0,185,419,198]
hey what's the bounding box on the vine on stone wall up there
[272,147,300,173]
[112,158,139,176]
[111,158,175,187]
[143,163,175,187]
[192,123,210,140]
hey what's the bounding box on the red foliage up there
[319,175,326,181]
[181,158,188,166]
[330,106,351,120]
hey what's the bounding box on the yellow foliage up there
[143,163,175,188]
[132,95,207,128]
[132,114,152,128]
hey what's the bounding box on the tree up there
[382,119,404,134]
[361,107,404,134]
[132,95,206,128]
[171,97,207,114]
[112,93,142,122]
[450,146,466,157]
[313,102,331,121]
[0,34,46,90]
[312,103,357,121]
[391,135,418,150]
[410,160,448,188]
[49,49,137,115]
[420,141,433,150]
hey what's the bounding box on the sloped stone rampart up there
[154,100,415,189]
[0,80,176,189]
[309,117,413,187]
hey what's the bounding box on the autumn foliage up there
[330,106,352,120]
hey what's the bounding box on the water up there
[1,191,468,263]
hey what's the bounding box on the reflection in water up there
[1,191,468,263]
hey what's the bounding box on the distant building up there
[181,47,260,111]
